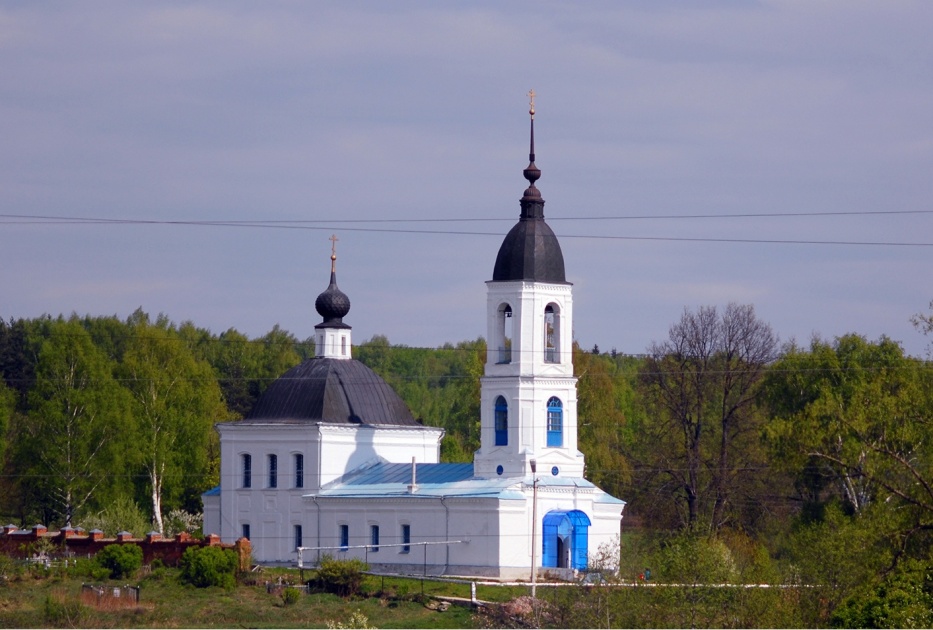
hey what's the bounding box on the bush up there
[313,556,369,598]
[281,586,301,606]
[95,544,143,579]
[179,546,238,589]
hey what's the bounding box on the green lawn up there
[0,566,493,628]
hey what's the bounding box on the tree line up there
[2,302,933,625]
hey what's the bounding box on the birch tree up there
[22,318,131,525]
[121,312,224,533]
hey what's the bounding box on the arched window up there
[544,303,560,363]
[242,454,252,488]
[268,454,278,488]
[294,453,304,488]
[547,397,563,447]
[495,396,508,446]
[497,304,513,363]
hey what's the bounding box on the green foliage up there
[95,544,143,579]
[162,509,202,537]
[179,545,238,589]
[784,503,891,625]
[281,586,302,606]
[80,495,151,537]
[574,346,638,499]
[313,555,369,598]
[43,592,84,627]
[120,311,227,532]
[19,316,134,526]
[764,335,933,551]
[833,559,933,628]
[356,336,484,463]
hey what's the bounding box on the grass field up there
[0,563,522,628]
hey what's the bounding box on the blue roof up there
[311,462,625,504]
[336,462,474,486]
[202,485,221,496]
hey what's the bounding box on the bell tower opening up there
[496,303,513,364]
[544,303,560,364]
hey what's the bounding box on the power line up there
[2,213,932,247]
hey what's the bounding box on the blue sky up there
[2,1,932,356]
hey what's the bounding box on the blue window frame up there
[339,524,349,551]
[370,525,379,552]
[294,453,304,488]
[242,454,252,488]
[494,396,508,446]
[401,524,411,553]
[547,397,563,447]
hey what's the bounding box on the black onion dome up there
[492,104,567,283]
[244,358,420,426]
[315,268,351,329]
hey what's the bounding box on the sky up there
[2,1,932,357]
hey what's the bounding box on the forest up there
[1,302,932,627]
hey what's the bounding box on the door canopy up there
[541,509,591,570]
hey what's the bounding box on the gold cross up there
[528,89,536,118]
[329,234,339,258]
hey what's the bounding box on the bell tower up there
[474,93,584,480]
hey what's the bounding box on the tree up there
[574,345,636,498]
[912,299,933,358]
[19,317,132,526]
[121,312,226,532]
[635,304,777,531]
[764,334,933,552]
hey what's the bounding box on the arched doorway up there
[541,510,591,571]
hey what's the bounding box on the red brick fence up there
[0,524,251,571]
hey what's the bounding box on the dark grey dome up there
[492,212,566,282]
[245,358,420,426]
[315,268,351,328]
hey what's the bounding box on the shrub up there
[314,556,369,597]
[162,509,203,537]
[179,546,238,589]
[281,586,301,606]
[95,544,143,579]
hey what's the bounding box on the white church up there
[202,103,626,578]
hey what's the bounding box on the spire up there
[521,89,544,219]
[491,91,565,283]
[315,234,351,328]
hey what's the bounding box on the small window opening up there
[339,524,349,551]
[401,524,411,553]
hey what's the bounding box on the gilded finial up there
[528,89,536,119]
[329,234,339,272]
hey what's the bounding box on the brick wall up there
[0,524,251,571]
